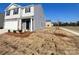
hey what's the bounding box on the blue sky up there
[0,3,79,22]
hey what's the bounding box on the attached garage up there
[4,19,18,30]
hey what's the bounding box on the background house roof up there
[0,13,4,17]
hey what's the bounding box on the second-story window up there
[25,7,30,13]
[13,8,19,14]
[6,10,10,16]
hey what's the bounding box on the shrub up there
[50,53,54,55]
[32,53,34,55]
[19,30,22,33]
[13,30,16,33]
[8,30,10,32]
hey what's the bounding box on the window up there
[13,8,19,14]
[6,10,10,16]
[25,7,30,13]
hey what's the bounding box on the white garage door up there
[4,19,18,30]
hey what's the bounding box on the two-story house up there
[4,3,45,32]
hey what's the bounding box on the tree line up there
[53,21,79,26]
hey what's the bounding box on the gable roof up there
[5,3,21,11]
[5,3,41,11]
[23,4,34,8]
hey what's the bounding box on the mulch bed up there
[5,32,33,38]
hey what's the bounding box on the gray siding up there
[34,5,45,30]
[0,14,4,28]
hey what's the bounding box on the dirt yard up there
[0,27,79,55]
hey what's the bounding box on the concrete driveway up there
[0,29,7,34]
[60,27,79,36]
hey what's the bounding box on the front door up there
[26,21,30,30]
[22,19,30,30]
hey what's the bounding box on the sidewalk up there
[60,27,79,36]
[0,29,7,34]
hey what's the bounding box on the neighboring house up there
[4,3,45,32]
[0,13,4,29]
[45,20,53,28]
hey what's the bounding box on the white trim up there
[5,3,21,11]
[30,17,32,31]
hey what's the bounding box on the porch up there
[18,17,33,32]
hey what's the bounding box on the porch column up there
[19,19,22,30]
[30,18,32,32]
[18,19,21,30]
